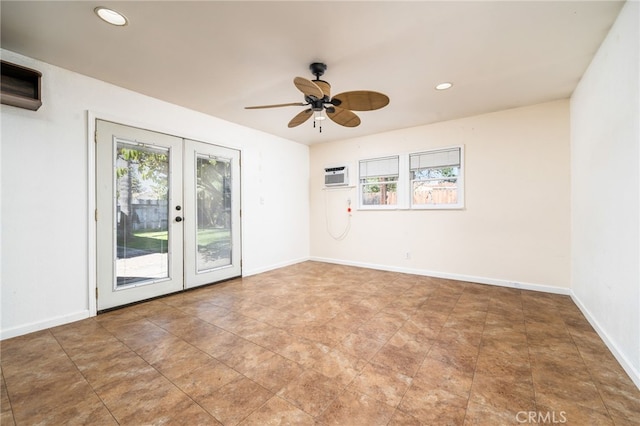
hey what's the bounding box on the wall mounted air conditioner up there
[324,165,349,187]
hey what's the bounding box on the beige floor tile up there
[199,376,273,425]
[463,399,524,425]
[387,409,423,425]
[171,357,240,399]
[72,345,154,391]
[350,362,413,407]
[276,335,330,368]
[370,339,429,377]
[414,356,475,400]
[286,322,350,348]
[243,354,305,393]
[536,402,614,425]
[426,340,480,375]
[469,372,535,413]
[10,377,116,425]
[278,369,344,417]
[354,316,402,343]
[309,346,366,385]
[398,379,468,424]
[2,262,639,425]
[97,369,198,424]
[188,324,245,358]
[338,331,386,361]
[316,388,395,425]
[216,337,277,374]
[239,395,315,425]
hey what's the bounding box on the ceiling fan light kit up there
[245,62,389,133]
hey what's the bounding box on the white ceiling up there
[1,1,624,145]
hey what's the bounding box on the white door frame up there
[87,111,243,316]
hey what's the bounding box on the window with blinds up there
[356,146,463,210]
[410,147,462,208]
[359,156,399,207]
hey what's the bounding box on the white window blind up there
[359,156,399,178]
[410,148,460,170]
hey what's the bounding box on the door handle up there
[175,216,183,223]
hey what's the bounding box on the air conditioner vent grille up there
[324,165,348,187]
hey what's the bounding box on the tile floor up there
[1,261,639,425]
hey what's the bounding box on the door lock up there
[175,216,183,222]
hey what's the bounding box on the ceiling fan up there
[245,62,389,132]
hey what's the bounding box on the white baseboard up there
[309,256,571,295]
[1,310,91,340]
[242,256,310,277]
[571,294,640,390]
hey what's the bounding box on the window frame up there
[356,146,464,211]
[409,146,464,210]
[358,155,400,210]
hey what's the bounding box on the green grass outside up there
[121,228,230,253]
[195,228,231,246]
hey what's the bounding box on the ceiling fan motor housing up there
[306,97,326,112]
[309,62,327,77]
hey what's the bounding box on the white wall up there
[0,50,310,339]
[570,0,639,388]
[310,100,571,292]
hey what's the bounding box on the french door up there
[96,120,241,310]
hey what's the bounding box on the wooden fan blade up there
[294,77,324,99]
[327,107,361,128]
[245,102,306,109]
[288,108,313,128]
[314,80,331,98]
[331,91,389,111]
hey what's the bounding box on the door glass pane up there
[115,141,170,287]
[196,155,232,272]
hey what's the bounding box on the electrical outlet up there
[404,251,411,260]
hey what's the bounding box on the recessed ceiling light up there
[94,7,128,26]
[435,82,453,91]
